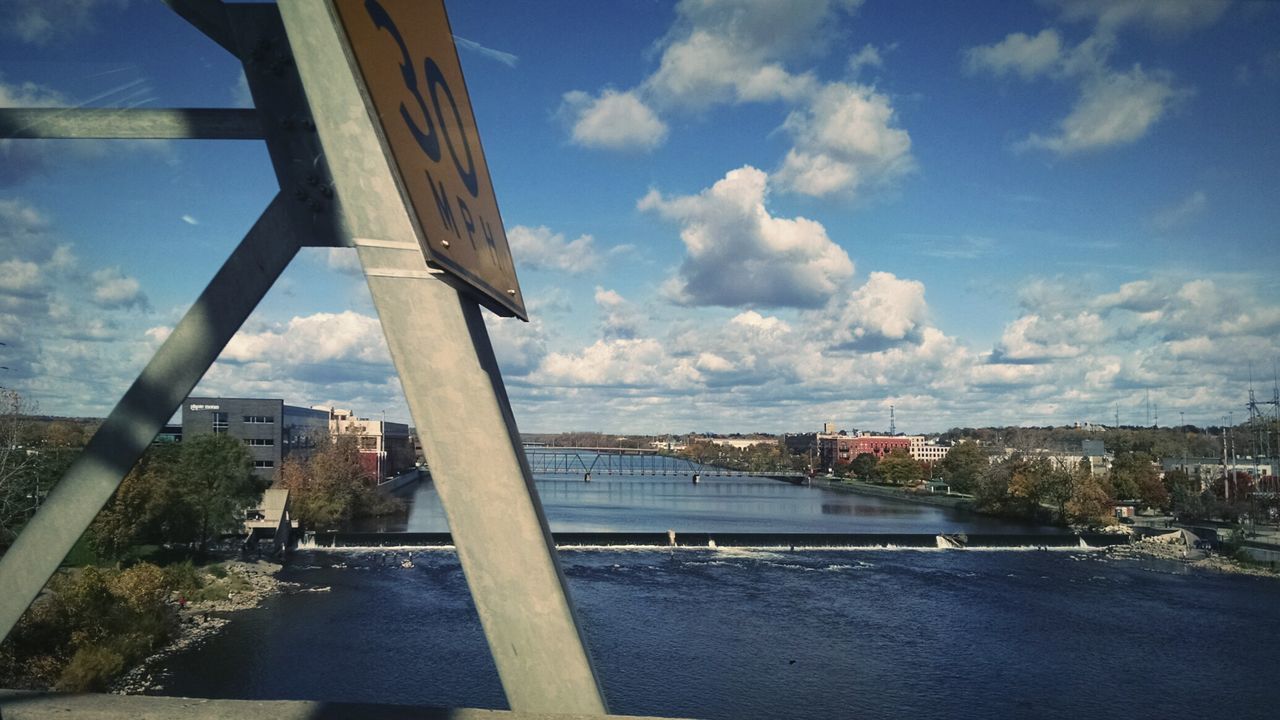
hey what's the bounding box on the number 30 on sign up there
[334,0,526,319]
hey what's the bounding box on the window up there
[212,412,228,434]
[253,460,274,469]
[244,438,275,446]
[243,415,275,424]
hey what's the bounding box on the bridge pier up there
[692,474,700,484]
[584,473,591,483]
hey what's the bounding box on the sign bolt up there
[441,240,450,248]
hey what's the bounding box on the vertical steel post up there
[277,1,607,713]
[0,196,301,640]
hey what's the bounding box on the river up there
[154,473,1280,719]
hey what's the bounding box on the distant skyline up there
[1,0,1278,434]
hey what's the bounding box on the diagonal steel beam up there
[0,194,301,641]
[278,1,608,712]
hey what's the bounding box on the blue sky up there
[1,0,1278,434]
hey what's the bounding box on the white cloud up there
[964,29,1064,80]
[0,260,43,297]
[638,166,854,308]
[594,287,643,340]
[90,267,149,310]
[848,44,884,76]
[535,338,700,389]
[221,311,389,366]
[181,214,199,226]
[556,0,913,202]
[484,312,548,377]
[507,225,602,274]
[326,247,364,276]
[822,272,929,350]
[1018,64,1187,154]
[560,89,667,151]
[645,29,818,110]
[773,82,913,197]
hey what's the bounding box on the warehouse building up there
[182,397,330,480]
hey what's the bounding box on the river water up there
[155,474,1280,719]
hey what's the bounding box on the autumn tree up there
[275,434,400,530]
[1065,468,1114,526]
[1110,451,1166,509]
[90,445,188,557]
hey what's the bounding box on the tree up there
[1110,451,1166,509]
[1065,469,1114,526]
[1,390,48,547]
[90,445,187,556]
[275,434,400,529]
[939,442,986,494]
[1039,460,1077,525]
[878,449,923,486]
[849,452,879,480]
[177,434,258,552]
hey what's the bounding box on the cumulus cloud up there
[594,287,643,340]
[560,89,667,151]
[638,166,854,308]
[507,225,602,274]
[965,6,1208,156]
[772,82,913,197]
[90,267,149,310]
[221,311,388,366]
[0,198,170,413]
[822,272,929,351]
[556,0,913,201]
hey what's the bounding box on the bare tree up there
[1,389,41,547]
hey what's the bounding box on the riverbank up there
[807,476,978,512]
[1110,533,1280,578]
[111,560,309,695]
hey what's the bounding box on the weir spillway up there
[302,531,1130,549]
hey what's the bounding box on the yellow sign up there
[335,0,526,319]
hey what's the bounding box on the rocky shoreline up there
[1109,535,1279,578]
[110,560,322,695]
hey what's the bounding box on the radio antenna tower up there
[1115,404,1120,429]
[889,405,896,436]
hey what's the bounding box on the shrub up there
[55,644,123,692]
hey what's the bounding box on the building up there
[707,437,774,450]
[907,436,951,463]
[818,434,911,470]
[182,397,330,480]
[319,407,416,481]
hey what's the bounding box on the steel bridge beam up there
[0,195,300,641]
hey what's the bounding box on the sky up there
[1,0,1278,435]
